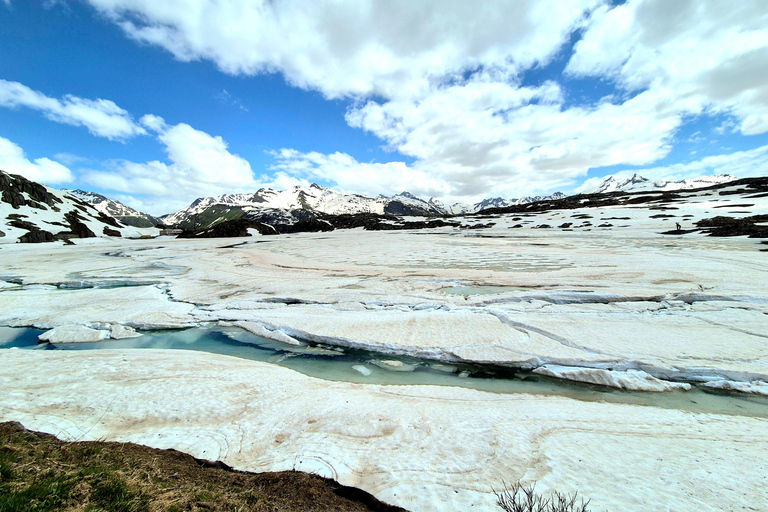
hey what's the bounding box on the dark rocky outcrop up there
[365,218,460,231]
[7,215,54,243]
[103,226,122,237]
[178,218,278,238]
[695,215,768,238]
[275,217,335,233]
[18,227,55,243]
[383,200,433,216]
[59,210,97,239]
[0,170,62,211]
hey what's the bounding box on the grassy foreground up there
[0,422,407,512]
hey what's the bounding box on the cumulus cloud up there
[0,136,74,184]
[83,120,261,214]
[84,0,599,100]
[79,0,768,201]
[0,79,146,140]
[567,0,768,135]
[269,149,451,199]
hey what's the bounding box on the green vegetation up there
[177,205,246,231]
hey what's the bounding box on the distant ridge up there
[586,173,737,194]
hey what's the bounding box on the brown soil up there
[0,421,408,512]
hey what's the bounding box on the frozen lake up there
[1,183,767,511]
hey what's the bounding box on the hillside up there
[0,170,157,244]
[63,189,160,228]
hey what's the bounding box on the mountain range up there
[1,167,753,244]
[585,173,737,194]
[159,185,567,230]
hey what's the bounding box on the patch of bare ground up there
[0,422,407,512]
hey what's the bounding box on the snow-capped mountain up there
[63,189,160,228]
[588,173,737,194]
[162,183,569,228]
[1,170,157,243]
[162,184,446,228]
[433,192,568,214]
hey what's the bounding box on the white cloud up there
[53,152,89,166]
[0,136,74,184]
[83,121,261,214]
[346,80,681,200]
[567,0,768,135]
[80,0,768,203]
[269,149,450,199]
[139,114,167,132]
[0,79,146,140]
[84,0,600,100]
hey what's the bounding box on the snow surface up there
[1,182,768,511]
[1,349,766,512]
[2,181,767,391]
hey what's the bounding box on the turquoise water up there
[442,285,520,296]
[2,325,767,418]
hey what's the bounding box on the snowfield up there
[1,179,767,511]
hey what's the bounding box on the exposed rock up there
[0,170,62,211]
[103,226,122,237]
[276,217,334,234]
[695,215,768,238]
[178,218,278,238]
[19,229,55,243]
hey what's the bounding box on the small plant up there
[494,481,591,512]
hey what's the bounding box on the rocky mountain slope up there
[587,173,737,194]
[64,189,160,228]
[1,170,156,243]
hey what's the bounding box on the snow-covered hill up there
[1,170,157,244]
[63,189,160,228]
[587,173,737,194]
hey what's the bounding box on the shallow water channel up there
[2,325,767,419]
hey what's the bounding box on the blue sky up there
[1,0,767,215]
